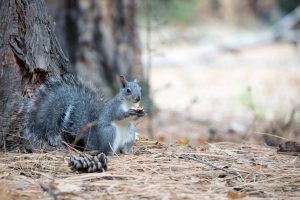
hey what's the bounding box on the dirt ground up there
[138,25,300,145]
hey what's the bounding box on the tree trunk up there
[46,0,144,95]
[0,0,70,151]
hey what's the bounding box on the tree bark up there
[46,0,144,95]
[0,0,70,151]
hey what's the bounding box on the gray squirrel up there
[23,74,145,155]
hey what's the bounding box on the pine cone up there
[66,153,108,173]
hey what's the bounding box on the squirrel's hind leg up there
[118,143,134,155]
[87,124,117,155]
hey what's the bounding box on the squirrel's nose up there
[135,96,140,102]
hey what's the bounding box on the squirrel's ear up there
[120,75,126,88]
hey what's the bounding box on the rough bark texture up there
[0,0,70,151]
[46,0,144,95]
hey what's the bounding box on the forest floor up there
[0,138,299,199]
[139,24,300,146]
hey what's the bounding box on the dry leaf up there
[176,138,189,145]
[196,137,208,145]
[227,191,247,199]
[158,136,166,142]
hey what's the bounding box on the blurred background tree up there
[46,0,145,95]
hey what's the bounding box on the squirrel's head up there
[119,75,141,103]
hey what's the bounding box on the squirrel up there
[22,74,145,155]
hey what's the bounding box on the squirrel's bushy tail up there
[22,74,104,152]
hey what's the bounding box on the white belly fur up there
[112,100,139,152]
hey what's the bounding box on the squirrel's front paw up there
[128,109,138,116]
[137,110,145,117]
[128,109,145,117]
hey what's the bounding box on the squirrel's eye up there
[127,88,132,94]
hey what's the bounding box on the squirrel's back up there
[23,74,105,151]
